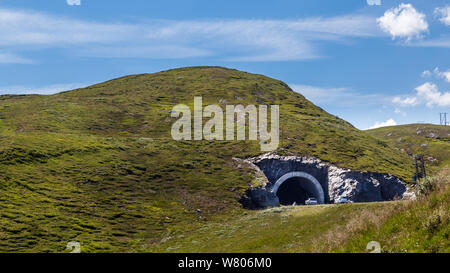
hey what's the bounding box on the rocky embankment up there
[238,153,416,209]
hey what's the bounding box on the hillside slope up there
[0,66,415,252]
[148,168,449,253]
[366,124,450,172]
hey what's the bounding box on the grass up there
[337,168,450,253]
[366,124,450,173]
[144,203,387,253]
[0,66,423,252]
[145,169,449,253]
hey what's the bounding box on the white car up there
[337,197,350,204]
[305,197,318,205]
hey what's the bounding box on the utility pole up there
[440,113,448,125]
[412,154,426,183]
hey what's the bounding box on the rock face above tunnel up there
[240,153,415,208]
[327,167,414,203]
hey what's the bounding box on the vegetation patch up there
[0,67,423,252]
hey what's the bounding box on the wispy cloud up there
[392,96,419,106]
[433,67,450,82]
[290,84,385,106]
[0,8,379,62]
[0,8,137,46]
[66,0,81,6]
[367,0,381,6]
[435,6,450,26]
[0,52,33,64]
[410,38,450,48]
[394,108,407,117]
[421,70,432,78]
[82,45,212,59]
[0,83,89,95]
[420,67,450,82]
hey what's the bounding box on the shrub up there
[424,214,441,234]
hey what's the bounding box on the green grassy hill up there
[0,66,415,252]
[366,124,450,172]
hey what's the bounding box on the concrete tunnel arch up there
[272,171,325,204]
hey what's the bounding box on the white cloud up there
[393,81,450,108]
[0,8,379,62]
[435,6,450,26]
[0,83,89,95]
[367,0,381,6]
[377,3,428,40]
[415,82,450,107]
[392,96,418,106]
[433,67,450,82]
[0,52,33,64]
[420,67,450,82]
[67,0,81,6]
[367,118,397,129]
[421,70,432,78]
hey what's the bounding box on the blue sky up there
[0,0,449,129]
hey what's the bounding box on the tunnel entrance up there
[272,171,325,205]
[276,177,314,205]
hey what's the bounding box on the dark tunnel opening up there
[276,177,316,205]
